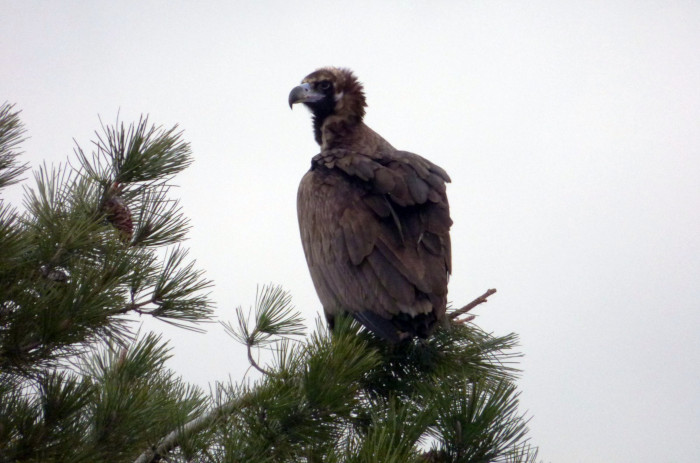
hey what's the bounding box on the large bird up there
[289,67,452,342]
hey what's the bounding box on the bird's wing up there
[298,148,452,335]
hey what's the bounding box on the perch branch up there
[449,288,497,321]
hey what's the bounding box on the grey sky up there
[2,1,699,461]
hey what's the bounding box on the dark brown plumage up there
[290,67,452,342]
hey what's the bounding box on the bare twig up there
[449,288,497,321]
[109,300,151,316]
[247,340,273,376]
[133,394,251,463]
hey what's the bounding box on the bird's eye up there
[318,81,332,91]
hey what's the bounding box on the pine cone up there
[39,265,69,283]
[103,195,133,242]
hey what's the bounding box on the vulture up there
[289,67,452,342]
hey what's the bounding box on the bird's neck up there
[315,115,364,150]
[315,118,394,155]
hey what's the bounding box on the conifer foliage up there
[0,104,538,462]
[0,103,212,461]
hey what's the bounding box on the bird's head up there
[289,67,367,125]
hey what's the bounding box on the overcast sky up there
[3,1,699,461]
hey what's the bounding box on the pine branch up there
[0,102,29,189]
[247,343,274,377]
[133,393,252,463]
[223,284,305,377]
[1,113,212,376]
[109,300,152,316]
[82,115,193,185]
[449,288,497,321]
[132,303,533,462]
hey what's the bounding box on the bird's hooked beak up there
[288,82,324,109]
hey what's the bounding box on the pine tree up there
[0,103,539,463]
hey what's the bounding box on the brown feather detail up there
[373,167,396,194]
[383,196,405,244]
[420,231,443,256]
[373,237,432,296]
[340,207,377,266]
[406,173,430,204]
[365,250,415,307]
[362,195,392,217]
[294,68,452,341]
